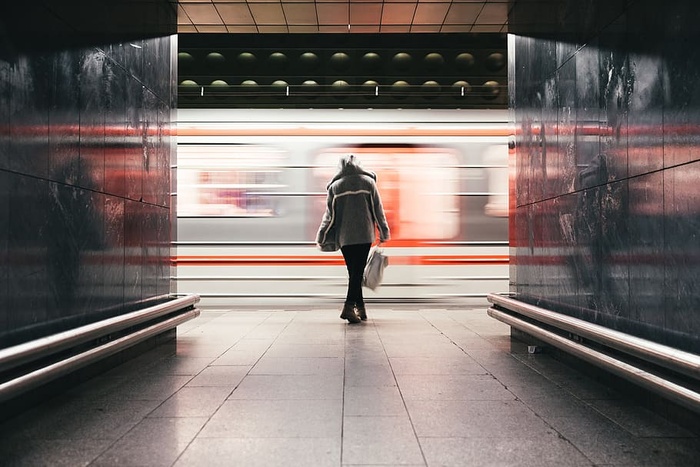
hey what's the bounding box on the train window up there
[177,145,286,217]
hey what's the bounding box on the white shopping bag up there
[363,247,388,290]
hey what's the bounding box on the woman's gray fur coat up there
[316,156,390,251]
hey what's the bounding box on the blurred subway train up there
[175,108,510,306]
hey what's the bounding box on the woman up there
[317,155,390,323]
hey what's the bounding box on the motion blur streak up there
[175,109,510,306]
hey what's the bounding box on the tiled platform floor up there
[1,304,699,466]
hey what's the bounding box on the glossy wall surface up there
[509,0,700,353]
[0,30,176,348]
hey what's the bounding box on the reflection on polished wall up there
[0,11,176,348]
[509,0,700,353]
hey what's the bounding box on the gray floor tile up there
[405,399,556,438]
[98,348,173,379]
[344,352,391,366]
[344,385,407,416]
[175,437,341,467]
[171,342,234,359]
[450,335,510,351]
[516,393,597,420]
[396,373,515,401]
[3,398,162,441]
[586,398,695,438]
[91,417,208,466]
[146,356,215,376]
[209,338,273,365]
[275,333,345,345]
[199,399,342,438]
[0,438,112,467]
[344,364,397,387]
[264,343,345,358]
[389,356,487,375]
[497,374,567,399]
[419,436,593,467]
[251,356,345,375]
[342,416,424,465]
[211,349,267,366]
[548,412,696,466]
[243,323,288,339]
[229,338,276,352]
[108,375,193,401]
[149,386,232,417]
[637,437,700,467]
[382,342,468,358]
[185,365,251,387]
[64,375,130,401]
[229,374,344,400]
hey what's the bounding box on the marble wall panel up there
[573,41,602,170]
[0,33,174,349]
[121,41,145,89]
[662,30,700,169]
[0,59,9,170]
[124,198,144,307]
[627,172,664,326]
[140,202,169,300]
[48,50,81,185]
[663,163,700,345]
[46,182,105,320]
[9,54,50,179]
[555,57,578,197]
[6,175,50,346]
[538,197,566,301]
[124,79,145,203]
[103,60,127,199]
[540,73,558,201]
[142,89,159,206]
[79,49,108,192]
[553,191,584,311]
[0,171,7,338]
[104,196,126,313]
[156,101,172,208]
[626,57,665,177]
[144,34,171,100]
[157,203,170,297]
[510,0,700,353]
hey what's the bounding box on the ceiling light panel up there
[249,3,286,25]
[181,3,222,24]
[283,3,318,25]
[445,3,484,25]
[350,3,382,25]
[414,3,450,24]
[217,4,255,24]
[317,4,348,25]
[381,4,418,25]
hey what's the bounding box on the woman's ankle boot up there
[356,304,367,321]
[340,303,361,323]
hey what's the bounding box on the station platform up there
[1,304,699,466]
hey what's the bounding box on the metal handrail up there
[487,293,700,380]
[0,307,200,403]
[0,294,200,374]
[487,307,700,414]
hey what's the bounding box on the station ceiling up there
[176,2,520,108]
[177,0,511,34]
